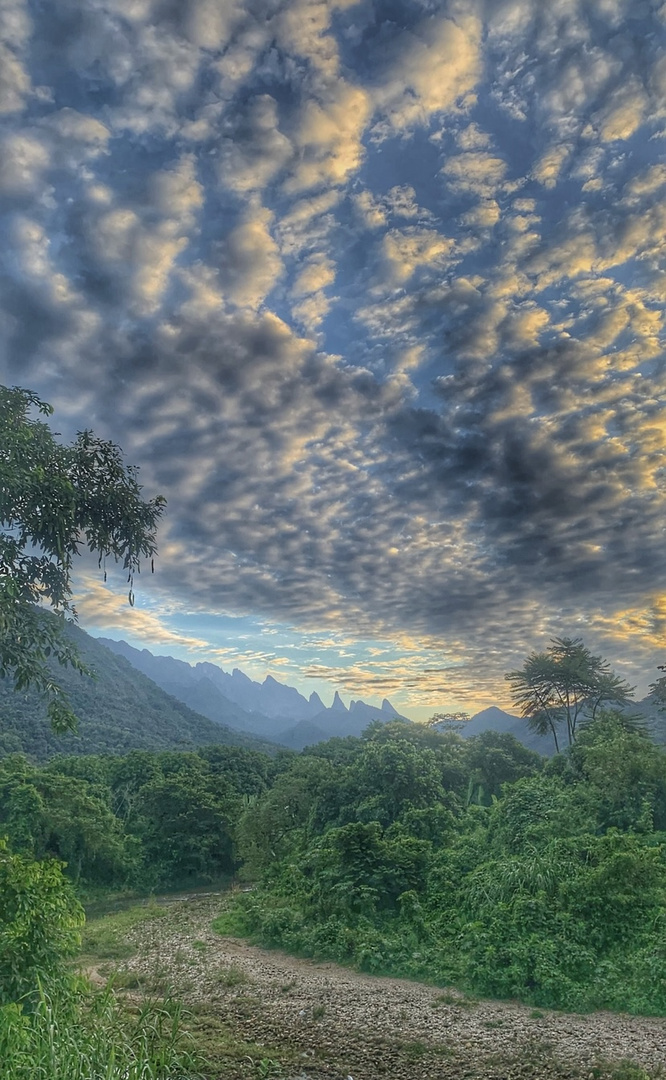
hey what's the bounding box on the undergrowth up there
[0,983,203,1080]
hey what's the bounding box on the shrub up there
[0,839,84,1006]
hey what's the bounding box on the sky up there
[1,0,666,719]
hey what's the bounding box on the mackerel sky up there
[1,0,666,717]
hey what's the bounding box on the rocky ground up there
[87,890,666,1080]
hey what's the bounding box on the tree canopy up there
[0,385,166,731]
[505,637,634,752]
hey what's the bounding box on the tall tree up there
[505,637,633,752]
[0,385,165,731]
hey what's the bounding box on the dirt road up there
[111,892,666,1080]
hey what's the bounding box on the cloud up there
[286,82,371,192]
[0,0,32,114]
[372,12,482,133]
[0,42,30,114]
[377,228,454,286]
[2,0,666,712]
[218,94,292,193]
[44,108,111,157]
[290,253,336,329]
[441,151,509,198]
[84,154,203,314]
[74,576,212,652]
[532,143,571,188]
[595,78,649,141]
[0,132,49,195]
[216,203,283,309]
[354,185,434,230]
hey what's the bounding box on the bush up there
[0,839,84,1006]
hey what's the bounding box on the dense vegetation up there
[5,709,666,1019]
[217,715,666,1015]
[0,744,280,892]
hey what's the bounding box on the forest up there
[4,712,666,1021]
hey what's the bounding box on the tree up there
[427,711,470,735]
[505,637,633,752]
[0,385,165,731]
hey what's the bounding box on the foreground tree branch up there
[0,385,166,731]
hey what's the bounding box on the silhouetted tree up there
[505,637,633,752]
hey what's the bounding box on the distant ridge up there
[98,638,407,749]
[457,705,555,755]
[0,622,278,760]
[453,702,666,755]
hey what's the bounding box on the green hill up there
[0,620,278,760]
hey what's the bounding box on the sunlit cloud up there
[74,577,212,653]
[2,0,665,713]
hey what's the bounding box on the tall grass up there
[0,982,203,1080]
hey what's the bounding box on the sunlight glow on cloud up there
[2,0,666,710]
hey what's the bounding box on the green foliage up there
[222,717,666,1014]
[0,838,84,1006]
[0,984,202,1080]
[0,744,274,892]
[0,385,165,731]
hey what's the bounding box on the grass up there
[592,1065,666,1080]
[215,965,251,988]
[0,984,203,1080]
[431,989,478,1009]
[184,1003,302,1079]
[80,899,167,961]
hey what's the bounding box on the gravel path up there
[114,891,666,1080]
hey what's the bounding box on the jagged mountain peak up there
[97,637,410,749]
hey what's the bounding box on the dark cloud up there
[1,0,665,704]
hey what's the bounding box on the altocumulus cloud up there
[1,0,666,708]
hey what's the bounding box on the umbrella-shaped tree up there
[505,637,634,753]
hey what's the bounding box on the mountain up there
[98,638,406,747]
[456,701,666,755]
[0,622,278,760]
[459,706,555,754]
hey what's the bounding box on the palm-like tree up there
[505,637,634,753]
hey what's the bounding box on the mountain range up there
[2,621,663,762]
[453,705,555,754]
[97,638,666,755]
[98,638,405,750]
[0,622,278,760]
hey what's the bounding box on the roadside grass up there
[0,985,204,1080]
[184,1003,301,1079]
[80,899,167,962]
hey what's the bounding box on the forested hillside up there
[0,622,277,759]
